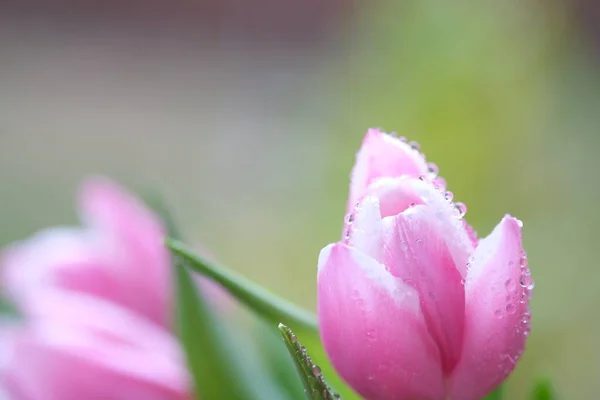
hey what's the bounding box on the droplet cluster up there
[493,251,533,339]
[285,328,342,400]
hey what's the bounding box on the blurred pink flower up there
[1,291,190,400]
[318,130,533,400]
[0,177,200,399]
[3,177,173,328]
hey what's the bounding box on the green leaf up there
[166,238,318,333]
[166,238,362,400]
[483,385,503,400]
[530,379,557,400]
[146,191,283,400]
[174,258,250,399]
[256,320,306,400]
[278,323,340,400]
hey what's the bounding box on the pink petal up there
[347,129,429,214]
[318,243,445,400]
[1,228,98,304]
[448,216,531,400]
[78,176,172,327]
[380,206,465,372]
[347,178,474,279]
[389,178,474,277]
[1,291,190,400]
[365,177,425,218]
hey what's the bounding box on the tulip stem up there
[166,238,319,333]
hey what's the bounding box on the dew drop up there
[312,366,322,376]
[519,270,532,288]
[504,279,517,292]
[520,252,528,268]
[409,141,421,150]
[399,136,407,142]
[427,162,439,176]
[415,238,424,246]
[506,303,517,315]
[516,219,524,228]
[434,177,447,189]
[454,202,467,218]
[494,309,503,318]
[400,241,409,250]
[346,213,354,224]
[444,191,454,201]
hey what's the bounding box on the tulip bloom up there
[0,177,192,399]
[318,130,532,400]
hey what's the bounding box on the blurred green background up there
[1,0,598,398]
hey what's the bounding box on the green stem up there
[166,238,319,333]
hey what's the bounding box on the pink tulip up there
[318,131,532,400]
[2,177,173,328]
[1,291,190,400]
[0,177,195,399]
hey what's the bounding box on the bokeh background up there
[1,0,598,398]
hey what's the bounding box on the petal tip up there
[317,243,338,275]
[497,215,524,241]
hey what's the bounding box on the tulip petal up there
[1,228,104,304]
[380,206,465,373]
[348,129,429,213]
[448,216,531,400]
[1,291,189,400]
[78,177,172,327]
[317,243,445,400]
[366,177,425,218]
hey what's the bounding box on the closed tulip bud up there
[318,130,532,400]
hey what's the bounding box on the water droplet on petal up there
[516,219,524,228]
[494,309,503,318]
[433,177,447,189]
[409,141,420,150]
[415,238,424,246]
[427,162,439,176]
[519,269,532,288]
[444,191,454,201]
[399,136,407,142]
[454,202,467,218]
[506,303,517,315]
[312,366,321,376]
[346,213,354,224]
[505,279,517,292]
